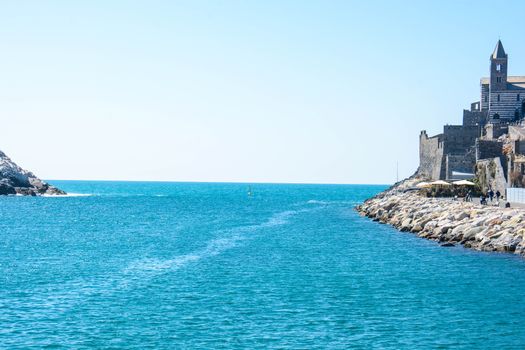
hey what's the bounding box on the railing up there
[506,187,525,203]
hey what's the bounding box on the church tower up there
[490,40,508,92]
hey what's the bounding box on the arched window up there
[493,113,500,119]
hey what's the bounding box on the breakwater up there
[357,178,525,257]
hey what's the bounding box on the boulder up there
[355,176,525,259]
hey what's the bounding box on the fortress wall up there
[445,151,476,180]
[476,139,507,180]
[463,110,487,126]
[419,131,444,180]
[476,139,504,161]
[485,124,509,139]
[443,125,480,154]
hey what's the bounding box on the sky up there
[2,0,525,184]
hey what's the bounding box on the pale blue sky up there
[1,1,525,184]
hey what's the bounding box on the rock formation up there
[0,150,65,196]
[357,177,525,257]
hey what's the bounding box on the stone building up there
[418,40,523,182]
[481,40,525,122]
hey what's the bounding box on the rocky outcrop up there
[356,178,525,257]
[0,150,65,196]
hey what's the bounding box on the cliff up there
[0,150,65,196]
[356,177,525,257]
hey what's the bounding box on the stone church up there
[419,40,525,181]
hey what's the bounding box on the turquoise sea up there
[1,181,525,349]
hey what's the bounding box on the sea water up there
[0,181,524,349]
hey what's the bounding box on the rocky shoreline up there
[0,150,65,196]
[356,177,525,257]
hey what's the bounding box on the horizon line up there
[46,179,392,186]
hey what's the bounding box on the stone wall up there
[419,130,444,180]
[463,109,487,126]
[442,125,480,154]
[476,139,504,161]
[445,150,476,180]
[485,123,509,139]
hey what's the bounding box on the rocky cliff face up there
[0,150,65,196]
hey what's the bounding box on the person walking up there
[488,189,494,202]
[496,190,501,201]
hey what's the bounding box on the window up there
[485,96,488,102]
[498,94,501,102]
[518,94,521,101]
[496,64,501,72]
[496,77,502,83]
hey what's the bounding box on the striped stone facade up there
[480,78,525,120]
[478,41,525,121]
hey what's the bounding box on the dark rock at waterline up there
[0,150,65,196]
[440,242,455,247]
[0,180,16,195]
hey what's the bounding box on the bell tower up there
[490,40,508,92]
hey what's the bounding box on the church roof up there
[492,40,507,59]
[480,76,525,87]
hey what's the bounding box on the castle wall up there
[476,139,507,181]
[463,109,487,126]
[445,152,476,180]
[476,139,504,161]
[485,124,509,139]
[419,131,444,180]
[442,125,480,154]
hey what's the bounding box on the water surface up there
[1,181,524,349]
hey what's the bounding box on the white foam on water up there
[42,193,93,197]
[306,199,357,206]
[307,199,329,205]
[20,206,318,316]
[123,208,308,276]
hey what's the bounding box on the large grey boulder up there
[0,150,65,196]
